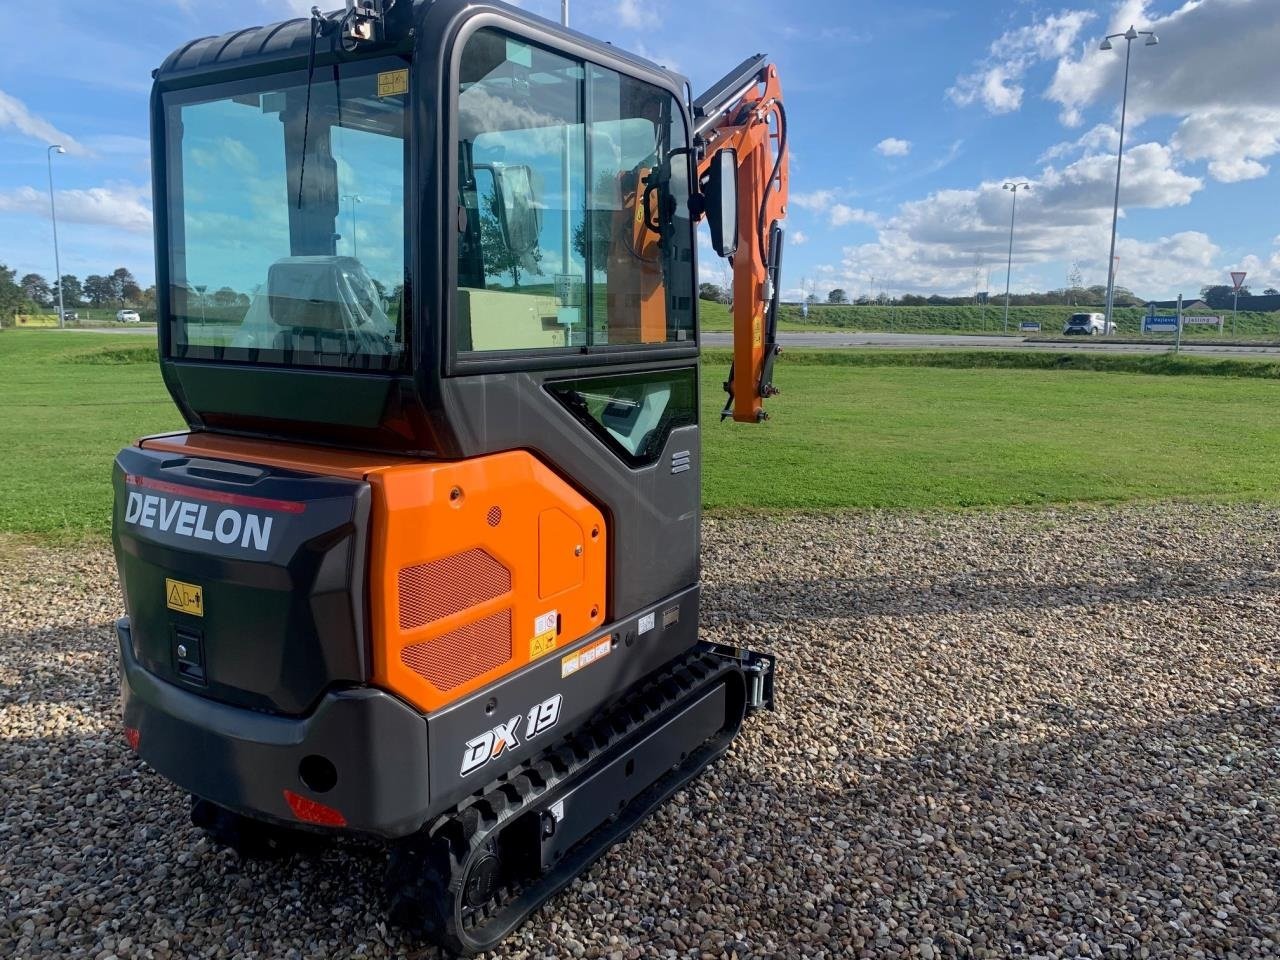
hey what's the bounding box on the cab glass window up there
[455,29,694,357]
[547,368,696,466]
[164,58,408,370]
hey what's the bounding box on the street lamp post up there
[47,145,67,327]
[341,194,364,259]
[1100,25,1158,333]
[1002,181,1030,334]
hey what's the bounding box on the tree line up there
[2,264,153,313]
[1,263,266,317]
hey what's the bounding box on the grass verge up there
[0,332,178,542]
[703,348,1280,379]
[3,331,1280,539]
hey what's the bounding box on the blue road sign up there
[1143,315,1179,333]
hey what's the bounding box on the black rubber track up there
[385,649,750,956]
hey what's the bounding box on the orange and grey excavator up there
[112,0,787,952]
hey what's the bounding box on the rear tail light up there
[124,727,141,751]
[283,789,346,827]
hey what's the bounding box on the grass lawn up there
[3,329,1280,540]
[0,332,179,542]
[701,353,1280,510]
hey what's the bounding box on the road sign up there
[1183,315,1223,327]
[1143,315,1179,334]
[1019,321,1041,332]
[1231,271,1247,292]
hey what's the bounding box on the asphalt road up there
[704,330,1280,358]
[51,326,1280,358]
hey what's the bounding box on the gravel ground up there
[2,504,1278,959]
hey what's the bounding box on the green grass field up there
[0,333,179,541]
[3,330,1280,540]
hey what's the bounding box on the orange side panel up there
[538,508,585,599]
[367,452,607,713]
[137,432,608,715]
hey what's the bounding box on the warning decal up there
[377,69,409,98]
[561,637,612,678]
[530,610,558,660]
[165,578,203,617]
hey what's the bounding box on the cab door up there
[437,19,701,620]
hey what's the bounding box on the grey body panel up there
[118,619,432,838]
[120,584,701,836]
[441,370,701,617]
[424,586,700,813]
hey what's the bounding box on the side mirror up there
[703,148,738,258]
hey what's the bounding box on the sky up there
[1,0,1277,302]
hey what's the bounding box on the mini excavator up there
[112,0,788,952]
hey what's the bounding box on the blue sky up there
[1,0,1277,301]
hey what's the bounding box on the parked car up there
[1063,312,1115,336]
[59,309,79,322]
[116,309,142,323]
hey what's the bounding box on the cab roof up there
[154,0,684,89]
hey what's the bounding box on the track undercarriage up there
[194,646,772,956]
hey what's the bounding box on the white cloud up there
[792,190,880,229]
[1036,143,1201,213]
[1172,108,1280,183]
[801,132,1207,297]
[1046,0,1280,181]
[948,10,1095,115]
[875,138,912,158]
[1113,231,1220,294]
[791,189,837,211]
[617,0,645,29]
[1039,123,1120,163]
[0,182,152,232]
[791,230,808,246]
[0,88,81,153]
[829,205,881,228]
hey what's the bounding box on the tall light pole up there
[561,0,569,26]
[47,145,67,327]
[1100,25,1158,332]
[1002,181,1030,334]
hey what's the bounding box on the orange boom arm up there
[693,57,789,422]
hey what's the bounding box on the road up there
[50,326,1280,358]
[704,330,1280,358]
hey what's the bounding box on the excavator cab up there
[113,1,784,953]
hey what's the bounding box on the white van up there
[116,310,142,323]
[1063,312,1115,336]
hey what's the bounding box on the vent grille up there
[400,608,513,691]
[398,549,511,631]
[486,506,503,527]
[671,450,692,475]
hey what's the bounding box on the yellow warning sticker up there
[561,637,612,679]
[530,630,556,660]
[165,578,203,617]
[377,69,409,98]
[530,610,558,660]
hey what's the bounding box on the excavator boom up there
[693,56,790,422]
